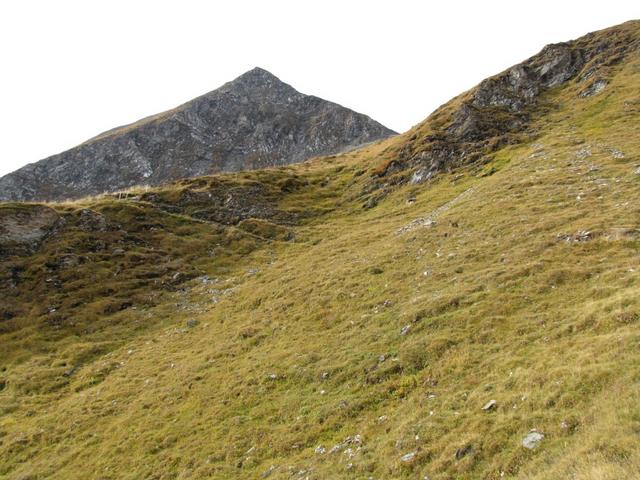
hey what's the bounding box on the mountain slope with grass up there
[1,20,640,480]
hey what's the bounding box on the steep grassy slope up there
[1,21,640,480]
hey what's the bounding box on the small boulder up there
[482,399,497,411]
[522,430,544,449]
[400,451,417,463]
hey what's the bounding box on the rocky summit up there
[1,19,640,480]
[0,67,395,202]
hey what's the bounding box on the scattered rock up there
[329,434,363,454]
[261,466,276,478]
[400,325,411,336]
[611,149,625,159]
[556,230,593,242]
[482,399,497,411]
[112,248,125,256]
[186,319,199,328]
[576,146,592,159]
[579,79,608,97]
[329,444,342,454]
[314,445,326,455]
[398,188,474,234]
[522,430,544,449]
[400,451,417,463]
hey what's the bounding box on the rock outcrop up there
[389,20,640,183]
[0,205,62,256]
[0,68,396,202]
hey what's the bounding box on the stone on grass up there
[400,451,417,462]
[482,399,497,411]
[522,430,544,449]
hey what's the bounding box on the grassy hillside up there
[1,21,640,480]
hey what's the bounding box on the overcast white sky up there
[0,1,638,177]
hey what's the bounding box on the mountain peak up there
[244,66,276,77]
[0,68,395,202]
[225,67,291,93]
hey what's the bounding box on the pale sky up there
[0,0,638,177]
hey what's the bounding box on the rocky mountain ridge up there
[0,67,395,202]
[375,21,639,185]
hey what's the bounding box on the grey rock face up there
[0,68,396,202]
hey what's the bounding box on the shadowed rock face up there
[0,68,396,202]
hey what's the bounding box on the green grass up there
[1,22,640,480]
